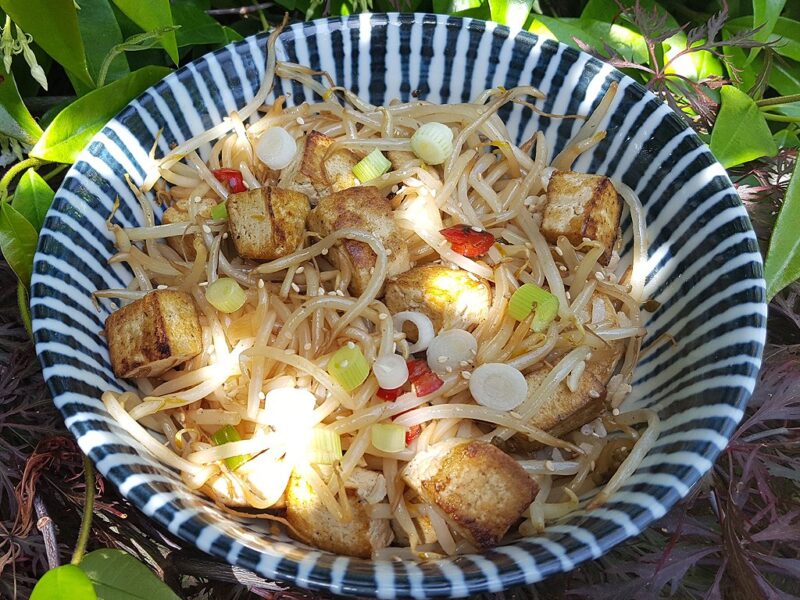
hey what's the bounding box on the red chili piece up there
[405,424,422,445]
[439,225,495,258]
[211,168,247,193]
[377,387,404,401]
[406,359,443,397]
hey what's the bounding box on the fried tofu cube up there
[525,346,622,438]
[308,186,411,295]
[385,265,491,332]
[286,468,393,558]
[541,170,622,264]
[296,130,358,196]
[227,187,310,261]
[403,440,537,548]
[104,290,202,379]
[161,197,217,260]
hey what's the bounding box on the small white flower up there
[1,16,14,73]
[15,25,47,90]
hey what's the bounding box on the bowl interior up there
[31,13,766,598]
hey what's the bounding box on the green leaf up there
[489,0,534,28]
[579,19,648,63]
[0,200,38,287]
[30,66,171,163]
[17,280,32,337]
[77,0,130,86]
[79,549,180,600]
[581,0,679,29]
[528,16,605,53]
[709,85,778,168]
[0,67,43,144]
[172,0,226,47]
[773,127,800,148]
[223,26,244,43]
[0,0,93,86]
[752,0,786,44]
[111,0,179,65]
[97,26,178,87]
[764,159,800,300]
[771,60,800,97]
[12,169,54,231]
[30,564,97,600]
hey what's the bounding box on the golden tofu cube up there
[227,187,310,261]
[308,186,410,295]
[161,197,217,260]
[403,440,537,548]
[385,265,491,332]
[286,468,393,558]
[542,170,622,263]
[104,290,202,379]
[296,130,358,195]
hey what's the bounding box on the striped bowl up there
[31,13,767,598]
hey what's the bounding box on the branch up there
[33,494,60,570]
[206,2,273,16]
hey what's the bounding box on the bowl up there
[31,13,767,598]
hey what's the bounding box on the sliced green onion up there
[327,343,370,391]
[211,425,251,470]
[371,423,406,453]
[508,283,559,332]
[410,122,453,165]
[307,428,342,464]
[352,149,392,182]
[469,363,528,411]
[206,277,247,313]
[210,201,228,220]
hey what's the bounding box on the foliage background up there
[0,0,799,598]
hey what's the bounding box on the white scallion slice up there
[392,311,435,353]
[306,428,342,464]
[206,277,247,313]
[426,329,477,375]
[327,344,370,391]
[372,354,409,389]
[352,149,391,182]
[256,127,297,170]
[469,363,528,411]
[410,122,453,165]
[370,423,406,453]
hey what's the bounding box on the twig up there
[71,455,95,565]
[33,495,59,570]
[0,157,44,202]
[206,2,273,16]
[757,93,800,108]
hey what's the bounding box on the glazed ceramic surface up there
[31,13,766,598]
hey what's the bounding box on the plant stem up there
[71,454,95,565]
[33,494,60,570]
[206,1,273,15]
[16,282,32,338]
[763,113,800,123]
[757,94,800,108]
[0,157,44,202]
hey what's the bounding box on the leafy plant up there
[0,1,799,599]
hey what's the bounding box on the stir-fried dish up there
[98,25,657,560]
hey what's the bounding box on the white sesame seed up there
[318,287,326,295]
[437,355,448,364]
[545,460,555,471]
[157,284,168,290]
[258,391,266,400]
[595,272,605,281]
[285,349,296,355]
[459,360,469,367]
[296,266,305,274]
[471,226,482,232]
[304,343,312,350]
[291,283,300,293]
[347,341,356,349]
[378,313,388,320]
[461,371,471,379]
[612,408,620,416]
[296,117,305,125]
[321,248,328,255]
[222,232,229,240]
[559,265,567,272]
[554,247,564,256]
[340,359,349,368]
[385,248,392,256]
[336,289,345,296]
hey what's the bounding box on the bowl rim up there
[31,11,767,598]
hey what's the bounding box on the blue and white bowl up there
[31,13,767,598]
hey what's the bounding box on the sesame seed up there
[445,366,453,373]
[589,460,596,470]
[291,283,300,293]
[321,248,329,255]
[285,348,296,355]
[588,390,601,398]
[157,284,168,290]
[222,232,229,239]
[296,117,305,125]
[545,460,555,471]
[378,313,388,320]
[258,391,266,400]
[509,411,521,419]
[612,408,620,416]
[471,226,482,232]
[559,265,567,272]
[336,289,345,296]
[437,355,448,364]
[340,360,349,368]
[385,248,392,256]
[347,341,356,349]
[318,287,326,295]
[459,360,469,367]
[595,272,606,281]
[202,224,212,233]
[461,371,471,379]
[304,343,312,350]
[554,247,564,256]
[469,348,477,355]
[296,266,305,274]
